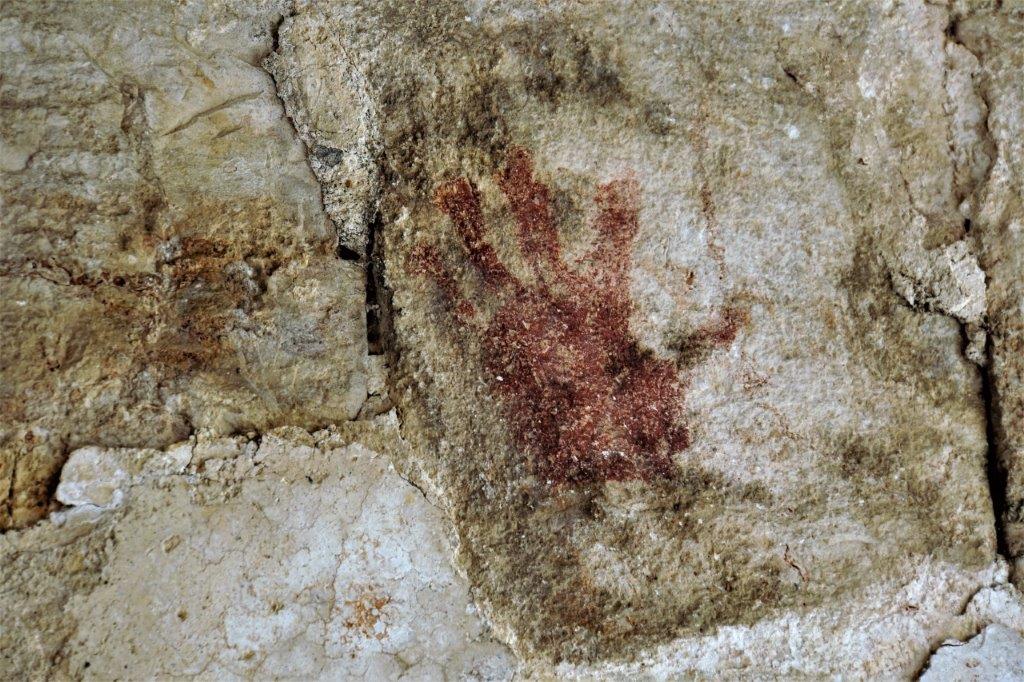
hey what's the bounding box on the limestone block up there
[268,0,1001,667]
[0,0,369,528]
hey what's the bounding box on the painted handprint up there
[411,148,743,486]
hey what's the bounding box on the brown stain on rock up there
[150,230,273,374]
[472,462,790,662]
[0,196,315,529]
[412,148,745,486]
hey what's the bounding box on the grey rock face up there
[921,625,1024,682]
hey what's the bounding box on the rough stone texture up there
[921,625,1024,681]
[267,0,1006,667]
[2,420,514,679]
[0,0,368,529]
[0,502,113,679]
[2,425,1016,681]
[956,6,1024,586]
[551,564,1017,679]
[2,0,1024,679]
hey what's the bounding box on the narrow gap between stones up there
[364,212,385,356]
[338,245,361,262]
[263,7,395,425]
[981,329,1009,559]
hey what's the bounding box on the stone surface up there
[2,420,514,680]
[267,0,1004,665]
[3,424,1018,681]
[551,563,1017,679]
[0,503,113,679]
[2,0,1024,679]
[956,5,1024,585]
[921,625,1024,682]
[0,0,369,529]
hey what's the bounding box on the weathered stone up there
[267,0,1003,666]
[0,0,369,529]
[956,5,1024,586]
[2,0,1024,679]
[2,421,514,680]
[54,446,131,509]
[921,625,1024,681]
[0,507,113,679]
[551,562,1015,679]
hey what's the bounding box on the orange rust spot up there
[413,147,744,486]
[341,588,392,642]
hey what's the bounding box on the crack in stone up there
[263,4,339,248]
[263,3,395,421]
[945,8,1011,567]
[912,571,1015,679]
[982,331,1010,559]
[160,92,263,137]
[879,5,1010,569]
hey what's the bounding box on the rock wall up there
[1,0,1022,679]
[1,0,367,528]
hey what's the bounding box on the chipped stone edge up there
[886,6,1010,573]
[917,580,1024,678]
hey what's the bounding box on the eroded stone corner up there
[919,577,1024,680]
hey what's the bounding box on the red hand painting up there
[412,148,742,486]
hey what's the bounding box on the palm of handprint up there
[413,148,742,485]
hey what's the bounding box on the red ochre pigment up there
[412,147,742,485]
